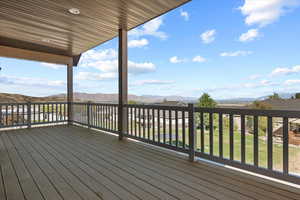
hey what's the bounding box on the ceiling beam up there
[0,45,73,65]
[72,54,82,66]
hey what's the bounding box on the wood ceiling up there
[0,0,190,65]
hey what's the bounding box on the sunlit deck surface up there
[0,126,299,200]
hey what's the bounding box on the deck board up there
[0,125,299,200]
[0,133,26,200]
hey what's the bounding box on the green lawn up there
[128,122,300,174]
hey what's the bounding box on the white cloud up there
[201,29,216,44]
[239,0,300,27]
[0,74,65,88]
[192,56,206,63]
[132,80,175,86]
[129,17,167,40]
[80,49,156,78]
[80,49,117,66]
[248,74,261,80]
[200,80,276,94]
[270,65,300,76]
[128,61,156,74]
[220,51,252,57]
[180,10,189,21]
[169,56,185,64]
[76,72,117,81]
[41,63,65,69]
[239,29,260,42]
[284,79,300,85]
[128,38,149,48]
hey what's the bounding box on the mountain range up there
[0,92,297,104]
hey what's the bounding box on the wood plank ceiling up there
[0,0,190,63]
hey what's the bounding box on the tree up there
[268,92,281,100]
[295,93,300,99]
[197,93,217,130]
[197,93,217,108]
[247,101,270,136]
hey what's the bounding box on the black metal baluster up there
[11,105,14,126]
[16,104,20,125]
[241,115,246,163]
[283,117,289,174]
[230,114,234,160]
[110,106,113,130]
[169,110,172,145]
[130,107,133,135]
[152,108,155,142]
[163,109,166,144]
[22,104,25,124]
[200,112,204,153]
[114,106,117,131]
[63,103,66,121]
[135,107,138,137]
[143,108,146,139]
[253,116,259,166]
[182,111,186,149]
[209,112,214,155]
[0,105,2,127]
[158,109,160,143]
[52,103,55,122]
[147,108,150,140]
[267,116,273,170]
[219,113,223,158]
[138,108,142,138]
[32,103,35,124]
[6,105,8,126]
[175,110,178,148]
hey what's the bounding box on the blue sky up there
[1,0,300,99]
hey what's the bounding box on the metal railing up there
[193,107,300,184]
[73,102,119,133]
[72,102,300,184]
[0,102,68,128]
[1,101,300,184]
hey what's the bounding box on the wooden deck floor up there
[0,126,299,200]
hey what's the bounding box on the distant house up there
[272,119,300,145]
[154,100,187,107]
[259,99,300,111]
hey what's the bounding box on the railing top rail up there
[73,102,119,106]
[124,104,189,111]
[195,107,300,118]
[0,102,67,106]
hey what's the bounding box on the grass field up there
[128,122,300,175]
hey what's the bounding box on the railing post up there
[87,103,91,128]
[188,103,195,162]
[27,102,31,128]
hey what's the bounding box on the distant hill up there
[0,93,65,103]
[1,92,299,105]
[0,92,197,104]
[50,93,198,104]
[216,98,256,104]
[216,93,299,104]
